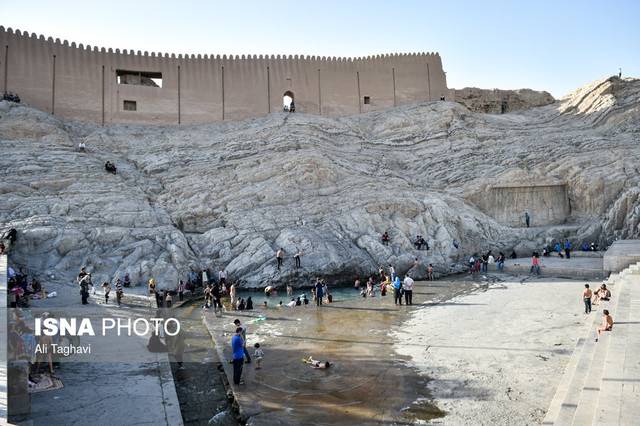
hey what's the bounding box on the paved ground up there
[204,278,480,425]
[8,284,183,425]
[503,256,604,279]
[395,278,598,425]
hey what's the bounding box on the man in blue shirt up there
[564,239,572,259]
[231,327,244,385]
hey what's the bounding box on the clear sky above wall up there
[2,0,638,97]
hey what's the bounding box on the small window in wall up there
[116,70,163,87]
[363,96,371,105]
[123,100,137,111]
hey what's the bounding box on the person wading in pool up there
[315,279,324,306]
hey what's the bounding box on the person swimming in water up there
[304,356,331,369]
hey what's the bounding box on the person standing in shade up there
[314,279,324,306]
[115,279,123,307]
[294,249,302,269]
[583,284,593,314]
[230,283,237,310]
[403,275,414,305]
[524,211,530,228]
[177,280,185,302]
[276,248,284,270]
[393,276,403,306]
[231,327,245,385]
[102,282,111,304]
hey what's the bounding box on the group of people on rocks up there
[274,247,303,271]
[354,264,423,305]
[8,265,45,308]
[468,251,507,274]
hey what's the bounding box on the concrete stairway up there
[542,262,640,425]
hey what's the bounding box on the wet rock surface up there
[1,77,639,289]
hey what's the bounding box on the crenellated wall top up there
[0,26,442,62]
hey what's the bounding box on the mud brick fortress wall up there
[0,26,450,125]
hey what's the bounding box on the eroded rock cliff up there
[1,76,638,288]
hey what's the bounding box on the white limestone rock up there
[1,76,638,288]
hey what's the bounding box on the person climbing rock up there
[276,248,284,270]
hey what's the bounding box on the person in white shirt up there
[403,275,414,305]
[388,264,395,280]
[218,268,227,289]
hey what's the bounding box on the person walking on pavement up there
[583,284,593,314]
[233,319,251,363]
[231,327,245,385]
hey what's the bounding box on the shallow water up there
[206,278,479,424]
[236,285,361,307]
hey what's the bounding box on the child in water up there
[304,356,331,369]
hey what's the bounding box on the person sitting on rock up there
[105,161,117,174]
[78,142,86,152]
[510,250,518,259]
[581,242,590,251]
[590,242,598,251]
[595,309,614,342]
[593,284,611,305]
[381,231,390,246]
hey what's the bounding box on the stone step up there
[542,278,623,425]
[542,299,609,424]
[593,275,639,425]
[570,279,629,425]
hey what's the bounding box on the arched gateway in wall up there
[0,26,450,125]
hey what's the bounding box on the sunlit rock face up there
[1,76,639,288]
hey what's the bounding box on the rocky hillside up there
[453,87,555,113]
[1,76,638,289]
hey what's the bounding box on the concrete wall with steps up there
[603,240,640,273]
[542,260,640,425]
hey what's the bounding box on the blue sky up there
[1,0,638,97]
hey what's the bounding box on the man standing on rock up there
[276,248,284,270]
[524,211,530,228]
[294,248,302,269]
[231,327,245,385]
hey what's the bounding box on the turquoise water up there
[236,285,362,307]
